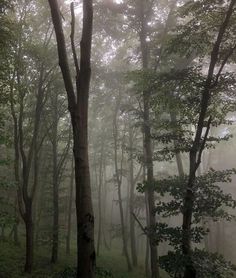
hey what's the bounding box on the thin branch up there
[70,2,80,77]
[134,165,143,185]
[192,0,236,155]
[132,212,147,235]
[212,43,236,87]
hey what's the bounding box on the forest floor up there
[0,240,169,278]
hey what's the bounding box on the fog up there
[1,1,236,278]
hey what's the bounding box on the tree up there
[178,1,236,276]
[113,94,132,271]
[49,90,71,264]
[47,1,95,277]
[133,0,236,276]
[9,2,54,269]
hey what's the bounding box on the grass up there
[97,249,146,278]
[0,239,169,277]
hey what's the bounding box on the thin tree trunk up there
[142,35,160,278]
[18,69,44,273]
[113,98,132,271]
[12,223,19,245]
[51,94,59,264]
[122,179,130,257]
[102,162,110,250]
[138,1,159,276]
[10,71,20,246]
[109,190,115,248]
[13,199,20,245]
[142,135,150,277]
[66,158,74,255]
[128,125,138,267]
[117,180,132,271]
[24,201,34,273]
[97,140,104,256]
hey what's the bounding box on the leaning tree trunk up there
[48,1,95,277]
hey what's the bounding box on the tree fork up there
[48,1,95,277]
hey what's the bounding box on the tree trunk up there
[13,197,20,245]
[102,162,110,250]
[113,98,132,271]
[66,158,74,255]
[13,223,19,245]
[128,125,138,267]
[48,1,95,277]
[97,140,104,256]
[142,47,160,278]
[109,190,115,248]
[51,94,59,264]
[118,182,132,271]
[73,129,95,277]
[138,1,159,276]
[181,2,236,277]
[24,202,34,273]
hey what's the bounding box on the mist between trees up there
[1,1,236,278]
